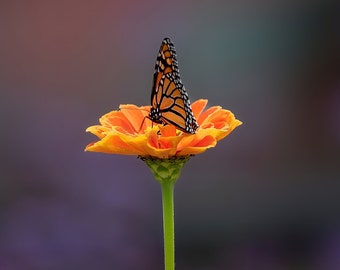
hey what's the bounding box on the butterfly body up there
[148,38,198,134]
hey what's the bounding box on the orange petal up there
[177,135,217,156]
[86,125,111,139]
[191,99,208,119]
[145,129,174,158]
[119,104,149,133]
[159,124,177,137]
[198,106,221,124]
[85,135,139,155]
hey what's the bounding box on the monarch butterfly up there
[148,38,199,134]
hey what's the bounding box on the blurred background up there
[1,0,339,269]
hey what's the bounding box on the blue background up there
[1,1,339,269]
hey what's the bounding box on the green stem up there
[140,156,190,269]
[161,180,175,270]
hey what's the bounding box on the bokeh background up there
[1,1,339,269]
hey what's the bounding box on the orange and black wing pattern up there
[148,38,198,134]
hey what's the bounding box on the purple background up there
[1,1,339,269]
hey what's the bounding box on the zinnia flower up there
[85,99,242,159]
[85,98,242,270]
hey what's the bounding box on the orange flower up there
[85,99,242,159]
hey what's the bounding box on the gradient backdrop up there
[1,1,339,269]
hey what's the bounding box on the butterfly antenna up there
[138,116,147,133]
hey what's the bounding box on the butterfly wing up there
[151,38,179,103]
[149,38,198,134]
